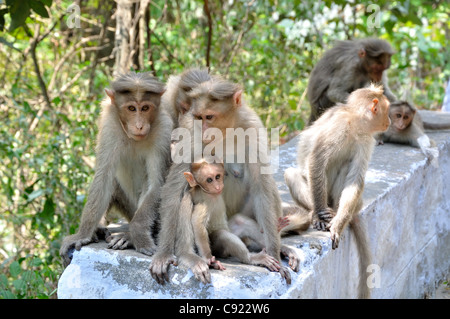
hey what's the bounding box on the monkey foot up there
[149,252,178,285]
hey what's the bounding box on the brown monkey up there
[150,77,297,284]
[162,67,212,127]
[284,84,391,298]
[375,100,450,156]
[307,38,396,124]
[59,72,173,266]
[183,160,280,278]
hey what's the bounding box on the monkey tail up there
[350,217,372,299]
[422,121,450,130]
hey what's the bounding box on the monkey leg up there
[210,229,280,272]
[228,214,265,250]
[284,167,312,212]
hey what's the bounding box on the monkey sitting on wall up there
[284,84,391,298]
[182,159,281,281]
[375,100,450,157]
[59,72,173,266]
[307,38,397,124]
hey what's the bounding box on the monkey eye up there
[396,114,402,118]
[206,115,214,120]
[404,116,409,120]
[215,174,221,180]
[142,105,150,111]
[128,105,136,112]
[196,115,203,120]
[206,177,213,183]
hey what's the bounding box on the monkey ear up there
[358,48,366,58]
[105,88,115,104]
[159,89,166,96]
[233,90,243,108]
[371,98,379,114]
[183,172,197,188]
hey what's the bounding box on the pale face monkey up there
[183,160,280,280]
[150,77,297,284]
[375,100,449,158]
[59,72,173,266]
[285,84,391,298]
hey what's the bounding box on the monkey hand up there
[278,266,292,285]
[280,245,300,272]
[190,257,212,284]
[277,216,290,232]
[149,252,178,285]
[60,232,100,267]
[329,220,343,250]
[208,256,226,271]
[312,208,336,231]
[250,249,281,272]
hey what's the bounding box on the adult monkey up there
[307,38,397,124]
[285,84,391,298]
[162,67,212,127]
[150,77,297,284]
[60,72,173,266]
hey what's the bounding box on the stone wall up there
[57,110,450,299]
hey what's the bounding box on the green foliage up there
[0,0,448,298]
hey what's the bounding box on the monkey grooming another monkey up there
[183,160,280,275]
[150,76,298,285]
[307,38,397,124]
[375,100,450,157]
[59,72,173,266]
[162,67,212,127]
[285,84,391,298]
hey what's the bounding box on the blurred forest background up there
[0,0,448,298]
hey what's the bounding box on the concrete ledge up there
[58,111,450,299]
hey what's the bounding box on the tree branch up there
[203,0,212,68]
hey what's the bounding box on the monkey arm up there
[381,72,397,102]
[60,136,119,265]
[326,75,351,104]
[329,157,367,249]
[191,203,213,260]
[308,138,331,214]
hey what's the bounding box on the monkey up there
[59,72,173,267]
[307,38,397,124]
[162,67,212,127]
[150,76,298,284]
[183,159,280,277]
[375,100,450,157]
[228,205,310,260]
[284,84,391,298]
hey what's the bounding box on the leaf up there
[27,189,44,202]
[8,0,31,32]
[0,290,16,299]
[12,279,26,292]
[9,261,21,278]
[30,1,49,18]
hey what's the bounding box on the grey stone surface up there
[58,110,450,299]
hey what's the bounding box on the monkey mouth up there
[131,134,148,141]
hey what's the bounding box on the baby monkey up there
[183,160,280,277]
[375,100,450,157]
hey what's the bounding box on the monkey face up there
[118,101,158,141]
[365,53,392,82]
[199,166,225,196]
[390,110,413,131]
